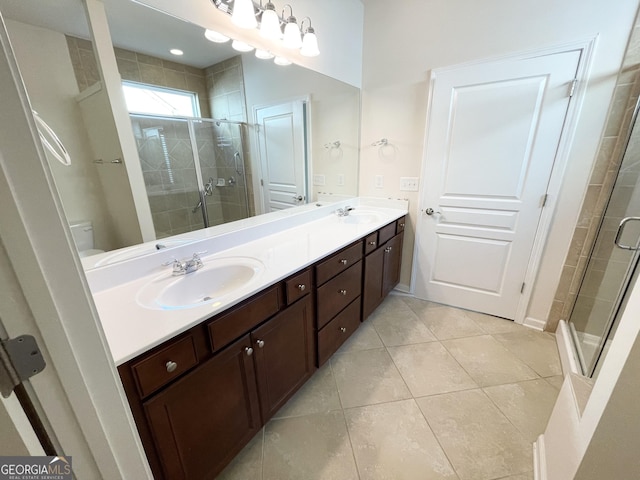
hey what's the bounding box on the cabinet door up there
[144,334,261,480]
[252,295,315,422]
[383,232,404,296]
[362,246,384,320]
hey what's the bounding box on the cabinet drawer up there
[208,285,281,352]
[396,216,406,233]
[378,222,397,245]
[285,269,312,305]
[317,261,362,329]
[132,334,198,398]
[315,241,363,285]
[317,299,361,366]
[364,232,378,255]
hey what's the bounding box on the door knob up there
[425,208,441,216]
[293,195,304,202]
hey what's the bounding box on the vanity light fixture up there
[231,0,258,29]
[232,39,255,52]
[255,49,275,59]
[204,28,230,43]
[300,18,319,57]
[282,4,302,49]
[274,56,292,66]
[259,0,282,39]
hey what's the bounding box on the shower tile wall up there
[131,117,204,238]
[548,17,640,332]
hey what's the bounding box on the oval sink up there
[137,257,264,310]
[341,211,382,225]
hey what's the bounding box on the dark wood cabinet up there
[144,334,261,480]
[383,232,404,296]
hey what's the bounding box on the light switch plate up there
[313,174,326,186]
[400,177,419,191]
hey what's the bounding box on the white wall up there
[360,0,640,318]
[6,19,118,252]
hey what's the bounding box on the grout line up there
[259,426,265,480]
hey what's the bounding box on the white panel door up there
[255,100,307,212]
[414,50,581,319]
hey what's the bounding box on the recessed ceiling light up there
[170,49,184,56]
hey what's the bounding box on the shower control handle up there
[614,217,640,250]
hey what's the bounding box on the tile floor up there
[218,294,563,480]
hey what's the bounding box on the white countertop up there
[86,198,408,366]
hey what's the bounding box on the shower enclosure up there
[568,102,640,378]
[130,114,252,238]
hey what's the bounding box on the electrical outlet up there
[337,174,344,186]
[313,174,326,186]
[400,177,419,191]
[375,175,384,188]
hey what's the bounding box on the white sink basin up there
[137,257,264,310]
[341,210,382,225]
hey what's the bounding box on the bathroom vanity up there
[85,198,407,480]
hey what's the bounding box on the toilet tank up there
[69,220,95,252]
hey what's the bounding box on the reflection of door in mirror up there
[255,99,308,212]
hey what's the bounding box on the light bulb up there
[232,40,254,52]
[274,56,292,66]
[232,0,258,29]
[255,49,274,60]
[260,5,282,39]
[300,28,319,57]
[204,29,230,43]
[283,18,302,49]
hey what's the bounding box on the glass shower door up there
[569,109,640,377]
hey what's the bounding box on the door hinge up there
[541,193,548,207]
[0,335,46,398]
[568,78,578,98]
[520,282,526,294]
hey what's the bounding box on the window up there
[122,82,200,117]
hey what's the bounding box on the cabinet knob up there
[256,339,265,348]
[399,223,405,228]
[339,259,348,265]
[385,246,392,253]
[339,289,347,296]
[165,361,178,373]
[368,241,376,246]
[245,347,254,356]
[340,327,347,333]
[297,284,306,291]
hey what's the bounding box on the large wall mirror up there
[0,0,360,266]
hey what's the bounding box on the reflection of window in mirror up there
[122,81,200,117]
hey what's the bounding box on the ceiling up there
[0,0,236,68]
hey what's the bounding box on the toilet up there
[69,220,105,258]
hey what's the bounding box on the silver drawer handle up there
[165,361,178,373]
[297,284,306,291]
[368,241,376,246]
[256,339,265,348]
[339,289,347,296]
[385,247,392,253]
[340,327,347,333]
[245,347,254,356]
[339,259,348,265]
[399,223,405,227]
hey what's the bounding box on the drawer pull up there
[256,339,265,348]
[339,289,348,296]
[245,347,254,356]
[297,284,306,291]
[399,223,405,228]
[165,361,178,373]
[340,327,347,333]
[368,241,376,246]
[339,259,348,265]
[385,247,392,253]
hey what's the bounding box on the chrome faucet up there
[335,206,355,217]
[163,253,205,276]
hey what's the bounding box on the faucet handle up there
[162,258,186,275]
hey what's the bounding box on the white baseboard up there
[523,316,546,331]
[533,434,547,480]
[394,283,411,294]
[557,320,580,376]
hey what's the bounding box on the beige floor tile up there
[388,342,477,397]
[336,320,384,354]
[273,363,341,419]
[399,295,448,316]
[331,348,412,408]
[262,411,358,480]
[419,307,486,340]
[417,389,533,480]
[442,335,538,387]
[465,311,526,334]
[371,296,437,346]
[217,429,263,480]
[495,472,534,480]
[544,375,564,390]
[483,379,560,442]
[345,399,457,480]
[493,330,562,377]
